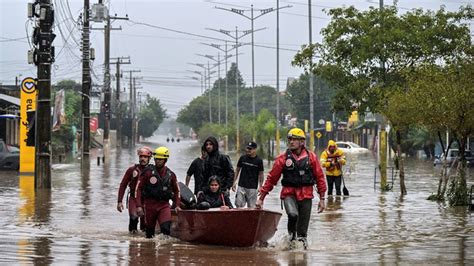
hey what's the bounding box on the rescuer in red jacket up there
[117,146,153,234]
[136,146,181,238]
[256,128,326,249]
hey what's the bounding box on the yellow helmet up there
[287,127,306,139]
[153,146,170,159]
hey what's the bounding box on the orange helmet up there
[137,146,153,157]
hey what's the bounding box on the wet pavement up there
[0,135,473,264]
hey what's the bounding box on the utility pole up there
[276,0,281,156]
[379,0,388,190]
[187,70,205,94]
[125,70,140,147]
[207,61,212,123]
[92,11,128,146]
[215,4,291,118]
[111,56,130,148]
[217,53,221,124]
[206,27,257,152]
[81,0,91,167]
[201,41,238,129]
[133,78,143,144]
[196,53,233,125]
[31,0,55,188]
[188,63,217,123]
[308,0,315,151]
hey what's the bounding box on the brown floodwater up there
[0,135,473,264]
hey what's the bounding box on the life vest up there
[129,164,149,197]
[142,167,174,201]
[325,155,341,171]
[281,149,316,187]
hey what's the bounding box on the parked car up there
[335,141,369,153]
[433,149,473,166]
[0,139,19,170]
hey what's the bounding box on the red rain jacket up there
[259,148,326,201]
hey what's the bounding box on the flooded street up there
[0,135,473,264]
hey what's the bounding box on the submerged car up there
[335,141,369,153]
[433,149,473,166]
[0,139,19,170]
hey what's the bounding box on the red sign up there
[90,117,98,133]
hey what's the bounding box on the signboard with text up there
[19,77,37,174]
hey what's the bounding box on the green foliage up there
[285,73,336,127]
[197,123,232,142]
[427,193,444,202]
[405,61,474,138]
[51,80,82,154]
[446,174,469,206]
[292,5,473,199]
[177,63,289,133]
[177,94,210,130]
[137,95,167,138]
[292,5,473,116]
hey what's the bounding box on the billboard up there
[20,77,37,174]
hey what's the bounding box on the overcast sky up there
[1,0,471,117]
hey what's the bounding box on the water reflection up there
[1,137,474,264]
[17,175,53,264]
[80,162,91,218]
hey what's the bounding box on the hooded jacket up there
[197,186,233,209]
[202,136,235,190]
[320,140,346,176]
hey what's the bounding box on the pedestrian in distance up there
[197,176,233,210]
[185,147,207,195]
[232,141,264,208]
[201,136,235,195]
[136,146,181,238]
[117,146,153,234]
[256,128,326,249]
[320,140,346,196]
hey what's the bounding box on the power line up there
[0,36,28,42]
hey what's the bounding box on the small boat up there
[170,208,282,247]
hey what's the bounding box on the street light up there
[200,42,235,128]
[196,53,234,124]
[206,26,259,152]
[186,71,204,94]
[188,62,217,123]
[215,4,291,117]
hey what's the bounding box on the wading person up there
[136,146,180,238]
[201,136,234,194]
[256,128,326,249]
[117,146,153,234]
[185,147,207,195]
[232,141,264,208]
[197,176,233,210]
[320,140,346,196]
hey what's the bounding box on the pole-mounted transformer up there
[27,0,55,189]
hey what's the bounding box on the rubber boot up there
[139,216,146,232]
[145,228,155,239]
[160,221,172,236]
[128,217,138,233]
[297,237,308,250]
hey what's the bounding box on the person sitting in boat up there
[196,176,233,210]
[117,146,153,234]
[135,146,181,238]
[202,136,235,195]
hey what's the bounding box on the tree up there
[407,61,474,205]
[137,95,167,139]
[285,73,336,129]
[293,5,473,195]
[178,62,289,135]
[51,80,82,154]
